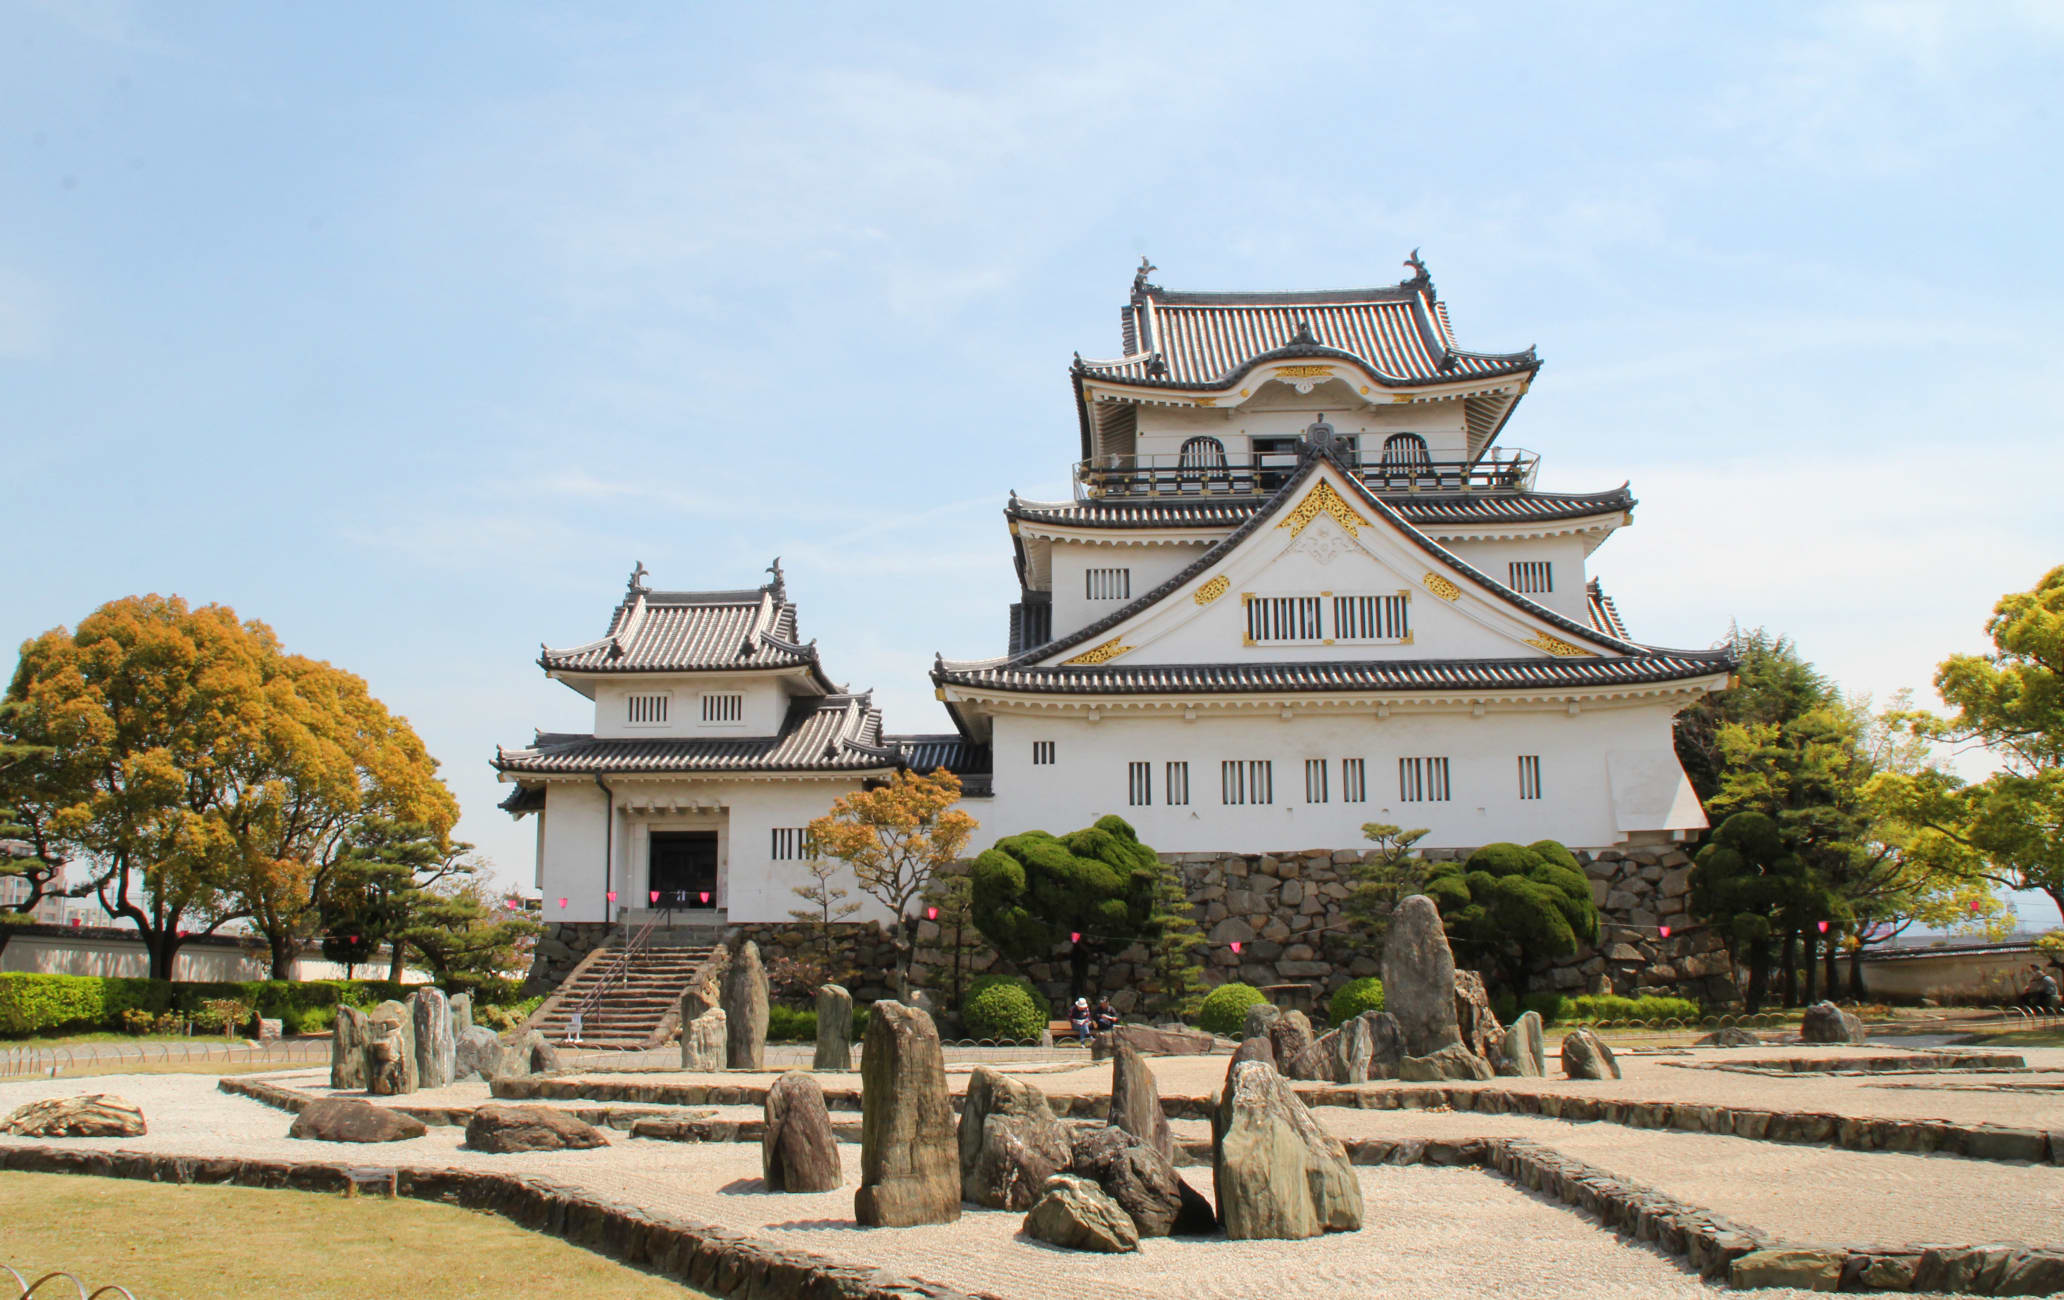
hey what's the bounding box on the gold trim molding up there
[1193,575,1230,605]
[1278,480,1372,538]
[1422,572,1461,601]
[1525,634,1589,658]
[1272,365,1334,379]
[1062,638,1133,666]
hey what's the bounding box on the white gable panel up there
[1037,461,1619,669]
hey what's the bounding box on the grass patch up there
[1,1032,226,1049]
[1957,1027,2064,1047]
[0,1170,711,1299]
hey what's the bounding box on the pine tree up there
[1343,822,1429,955]
[1142,857,1207,1020]
[787,855,862,984]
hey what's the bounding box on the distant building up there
[496,257,1734,928]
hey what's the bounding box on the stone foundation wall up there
[524,843,1740,1015]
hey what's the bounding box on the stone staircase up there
[529,939,720,1051]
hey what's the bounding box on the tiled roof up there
[494,695,895,776]
[538,575,836,691]
[981,438,1651,677]
[889,734,992,776]
[1007,486,1633,532]
[1587,579,1630,640]
[935,653,1734,696]
[1076,274,1537,391]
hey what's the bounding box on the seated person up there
[1093,997,1120,1032]
[1069,997,1094,1044]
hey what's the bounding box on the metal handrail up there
[1074,447,1539,500]
[571,906,671,1022]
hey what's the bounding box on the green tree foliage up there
[962,980,1046,1041]
[1342,823,1429,954]
[970,814,1159,1001]
[1141,856,1207,1020]
[1421,840,1596,996]
[323,818,475,981]
[918,858,979,1011]
[1689,811,1819,1011]
[1327,977,1384,1026]
[396,877,539,993]
[1870,567,2064,923]
[786,853,863,988]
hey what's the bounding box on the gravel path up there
[0,1073,1851,1300]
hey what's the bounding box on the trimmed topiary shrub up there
[767,1005,817,1043]
[1421,838,1598,996]
[961,973,1049,1023]
[962,982,1046,1042]
[1194,982,1265,1037]
[1327,977,1384,1026]
[1562,994,1699,1023]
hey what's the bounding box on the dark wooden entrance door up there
[648,831,718,908]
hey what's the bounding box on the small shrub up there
[473,995,542,1032]
[1328,978,1384,1026]
[297,1004,337,1035]
[961,974,1049,1023]
[117,1007,159,1036]
[767,1005,818,1043]
[962,983,1045,1041]
[1194,982,1265,1037]
[1561,994,1699,1024]
[850,1004,869,1043]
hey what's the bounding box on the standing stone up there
[1502,1010,1546,1077]
[364,1001,417,1095]
[680,982,718,1023]
[448,992,473,1035]
[1383,895,1463,1058]
[1329,1015,1375,1085]
[1801,1000,1867,1044]
[331,1005,370,1091]
[682,1008,728,1071]
[453,1025,502,1082]
[1560,1027,1622,1080]
[1023,1174,1141,1253]
[1267,1010,1319,1078]
[854,1000,960,1227]
[1362,1011,1404,1080]
[411,988,455,1090]
[1070,1124,1216,1238]
[1452,970,1505,1065]
[723,940,771,1070]
[814,984,853,1071]
[490,1029,558,1080]
[1108,1039,1175,1163]
[763,1071,842,1193]
[1212,1060,1362,1240]
[957,1065,1071,1210]
[365,1023,413,1096]
[1242,1002,1281,1041]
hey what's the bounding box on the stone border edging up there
[0,1144,985,1300]
[1300,1083,2064,1167]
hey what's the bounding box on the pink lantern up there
[699,891,711,905]
[926,906,939,921]
[1817,919,1830,934]
[1070,931,1081,944]
[1229,940,1243,955]
[606,890,617,903]
[558,897,569,910]
[650,890,660,904]
[1658,924,1671,939]
[504,898,518,911]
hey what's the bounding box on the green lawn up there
[1960,1027,2064,1047]
[0,1032,223,1049]
[0,1170,713,1299]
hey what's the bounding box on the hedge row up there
[0,974,529,1038]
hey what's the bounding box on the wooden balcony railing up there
[1073,448,1539,500]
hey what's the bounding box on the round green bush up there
[1328,977,1384,1026]
[962,973,1049,1022]
[1194,982,1265,1037]
[963,983,1046,1042]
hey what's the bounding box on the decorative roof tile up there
[935,653,1734,696]
[538,568,836,691]
[1007,486,1633,532]
[494,695,892,776]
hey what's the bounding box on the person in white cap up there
[1069,997,1093,1045]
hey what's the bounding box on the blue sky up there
[6,3,2061,926]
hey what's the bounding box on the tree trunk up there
[267,928,294,981]
[1848,944,1865,1001]
[1825,934,1841,999]
[1802,931,1819,1003]
[1745,946,1770,1013]
[1068,944,1090,1004]
[387,941,406,983]
[1778,932,1798,1008]
[149,931,180,981]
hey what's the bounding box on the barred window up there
[1032,740,1056,766]
[1165,761,1190,806]
[1305,758,1329,804]
[771,827,809,860]
[1342,758,1367,803]
[1398,756,1452,803]
[701,693,743,723]
[1333,594,1410,641]
[1518,754,1542,801]
[1128,761,1152,807]
[1509,561,1553,594]
[1085,568,1132,601]
[1222,759,1273,805]
[1246,595,1323,642]
[627,693,670,725]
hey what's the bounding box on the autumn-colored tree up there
[1,595,456,979]
[0,698,86,955]
[806,768,976,1000]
